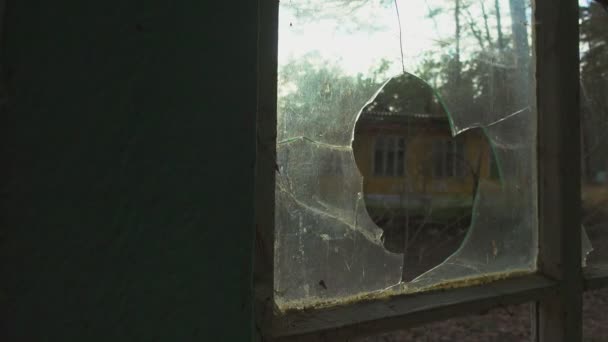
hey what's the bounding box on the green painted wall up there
[0,1,256,341]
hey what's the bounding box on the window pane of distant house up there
[433,140,466,179]
[374,136,385,175]
[275,0,537,310]
[386,137,396,176]
[397,138,405,176]
[374,136,405,177]
[446,140,455,177]
[454,140,466,178]
[433,141,444,178]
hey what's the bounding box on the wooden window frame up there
[255,0,605,341]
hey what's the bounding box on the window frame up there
[254,0,604,341]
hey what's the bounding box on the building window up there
[432,139,465,178]
[374,136,405,177]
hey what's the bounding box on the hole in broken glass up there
[353,72,499,282]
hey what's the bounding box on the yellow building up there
[351,73,499,220]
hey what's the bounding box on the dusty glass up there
[275,0,537,309]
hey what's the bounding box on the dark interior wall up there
[0,1,257,340]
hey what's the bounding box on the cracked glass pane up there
[275,0,537,310]
[580,1,607,267]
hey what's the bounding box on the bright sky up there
[279,0,596,77]
[278,0,530,77]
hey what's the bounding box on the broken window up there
[275,0,537,310]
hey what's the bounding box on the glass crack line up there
[276,183,386,246]
[277,136,352,151]
[453,106,530,136]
